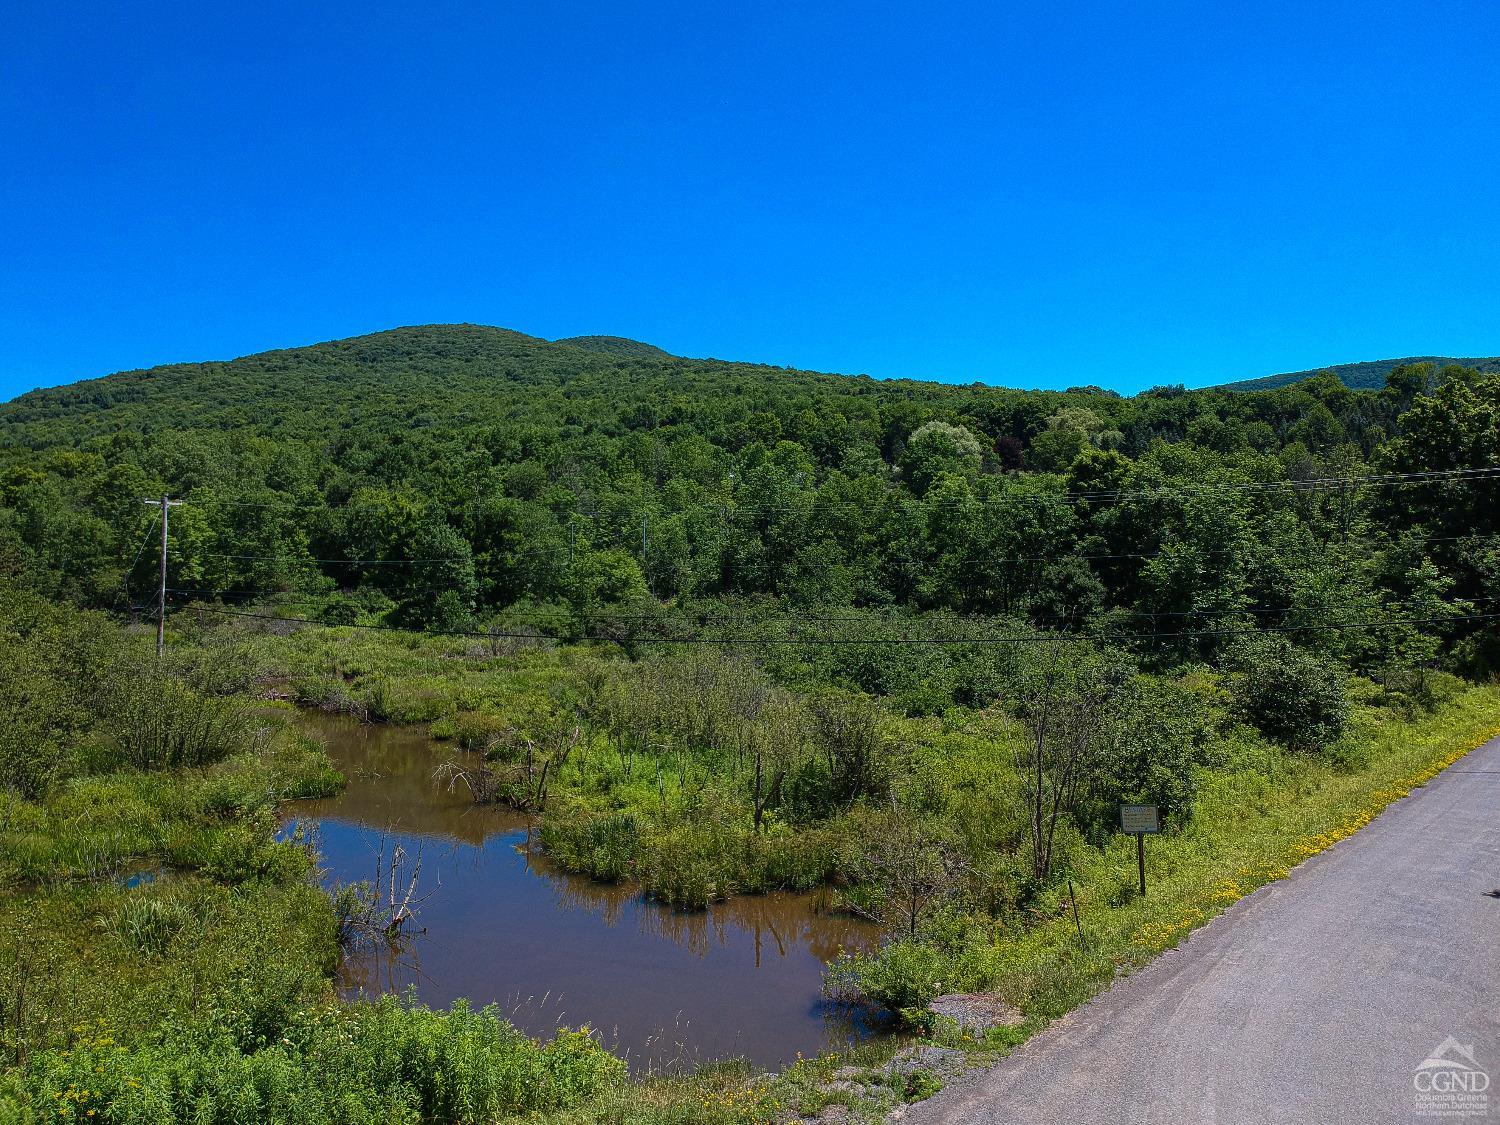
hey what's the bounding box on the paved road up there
[909,734,1500,1125]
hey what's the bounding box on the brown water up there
[284,714,884,1071]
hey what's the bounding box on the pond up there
[283,713,885,1071]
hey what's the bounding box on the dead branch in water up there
[433,722,582,812]
[333,836,438,950]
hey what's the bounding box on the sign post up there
[1120,804,1161,896]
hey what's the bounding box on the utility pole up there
[641,510,651,594]
[143,496,183,657]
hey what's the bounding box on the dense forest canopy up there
[3,323,1498,697]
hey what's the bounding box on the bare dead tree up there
[334,837,438,950]
[433,720,582,812]
[433,756,501,804]
[1012,639,1118,886]
[863,797,969,939]
[383,842,425,930]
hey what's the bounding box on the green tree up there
[1225,635,1347,752]
[899,421,983,494]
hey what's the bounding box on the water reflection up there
[286,713,884,1071]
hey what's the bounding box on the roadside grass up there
[523,1042,918,1125]
[1034,683,1500,1019]
[3,998,626,1125]
[831,682,1500,1056]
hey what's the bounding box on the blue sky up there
[2,1,1497,399]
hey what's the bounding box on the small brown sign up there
[1120,804,1160,834]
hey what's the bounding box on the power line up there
[195,525,631,566]
[121,510,161,603]
[186,526,1500,575]
[198,553,471,564]
[197,539,588,565]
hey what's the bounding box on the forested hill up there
[1216,354,1500,393]
[0,323,884,444]
[2,322,1499,693]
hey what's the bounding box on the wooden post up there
[1120,804,1159,898]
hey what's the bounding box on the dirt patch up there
[928,992,1023,1035]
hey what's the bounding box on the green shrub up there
[317,595,360,625]
[632,792,752,908]
[292,675,366,717]
[747,825,846,891]
[193,769,271,820]
[100,673,254,773]
[1077,677,1214,839]
[364,676,397,722]
[164,823,308,885]
[825,938,949,1016]
[0,590,122,798]
[896,1068,942,1101]
[364,678,446,724]
[452,712,513,753]
[1225,635,1348,752]
[4,997,624,1124]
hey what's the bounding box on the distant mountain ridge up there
[6,325,1497,421]
[1215,355,1500,393]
